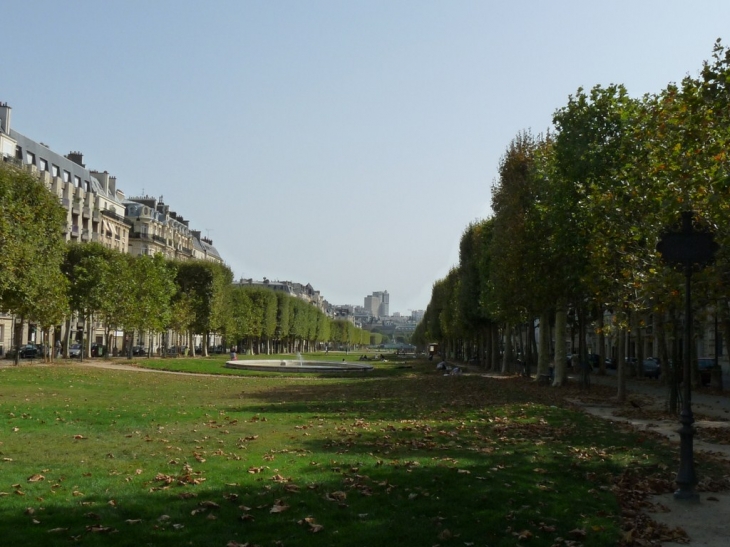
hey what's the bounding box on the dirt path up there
[571,373,730,546]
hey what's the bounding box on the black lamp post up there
[656,211,718,501]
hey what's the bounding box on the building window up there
[52,164,59,177]
[74,175,81,188]
[26,151,35,165]
[83,180,89,192]
[39,158,48,171]
[63,170,71,182]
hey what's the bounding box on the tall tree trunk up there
[578,307,586,367]
[491,324,500,371]
[64,316,72,359]
[526,319,535,374]
[597,309,606,375]
[553,303,567,386]
[657,310,676,413]
[13,316,24,365]
[501,323,512,374]
[670,309,681,413]
[617,328,627,402]
[636,312,645,377]
[537,310,550,379]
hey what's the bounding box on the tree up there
[275,292,290,353]
[127,254,175,356]
[0,162,67,363]
[63,243,118,357]
[552,84,642,390]
[175,261,233,356]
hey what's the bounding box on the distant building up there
[0,102,129,254]
[364,295,380,317]
[364,290,389,318]
[0,101,225,355]
[411,310,425,322]
[191,230,223,264]
[1,102,130,352]
[234,278,325,310]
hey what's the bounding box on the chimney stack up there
[67,151,85,167]
[0,102,11,133]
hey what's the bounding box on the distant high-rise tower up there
[365,290,389,318]
[364,294,381,317]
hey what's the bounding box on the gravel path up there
[574,372,730,547]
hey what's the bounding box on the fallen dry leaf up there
[270,500,290,513]
[85,525,115,533]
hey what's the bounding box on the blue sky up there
[3,1,730,314]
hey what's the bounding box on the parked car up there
[69,343,82,358]
[605,357,616,370]
[8,344,40,359]
[23,344,41,358]
[132,346,147,356]
[565,353,600,370]
[642,357,661,379]
[697,357,717,386]
[90,343,106,357]
[166,345,187,356]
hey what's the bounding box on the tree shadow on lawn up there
[226,373,617,423]
[0,439,622,547]
[0,372,636,546]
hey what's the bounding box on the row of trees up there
[414,40,730,396]
[0,163,372,362]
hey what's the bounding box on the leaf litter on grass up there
[3,363,724,546]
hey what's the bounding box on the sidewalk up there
[588,371,730,419]
[571,372,730,547]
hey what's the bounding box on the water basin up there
[225,359,373,373]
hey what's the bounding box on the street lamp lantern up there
[656,211,719,501]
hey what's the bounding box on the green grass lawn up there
[0,361,679,546]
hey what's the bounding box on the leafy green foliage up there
[418,40,730,380]
[0,163,67,322]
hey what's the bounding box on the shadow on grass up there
[0,366,656,546]
[225,372,617,421]
[0,441,621,547]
